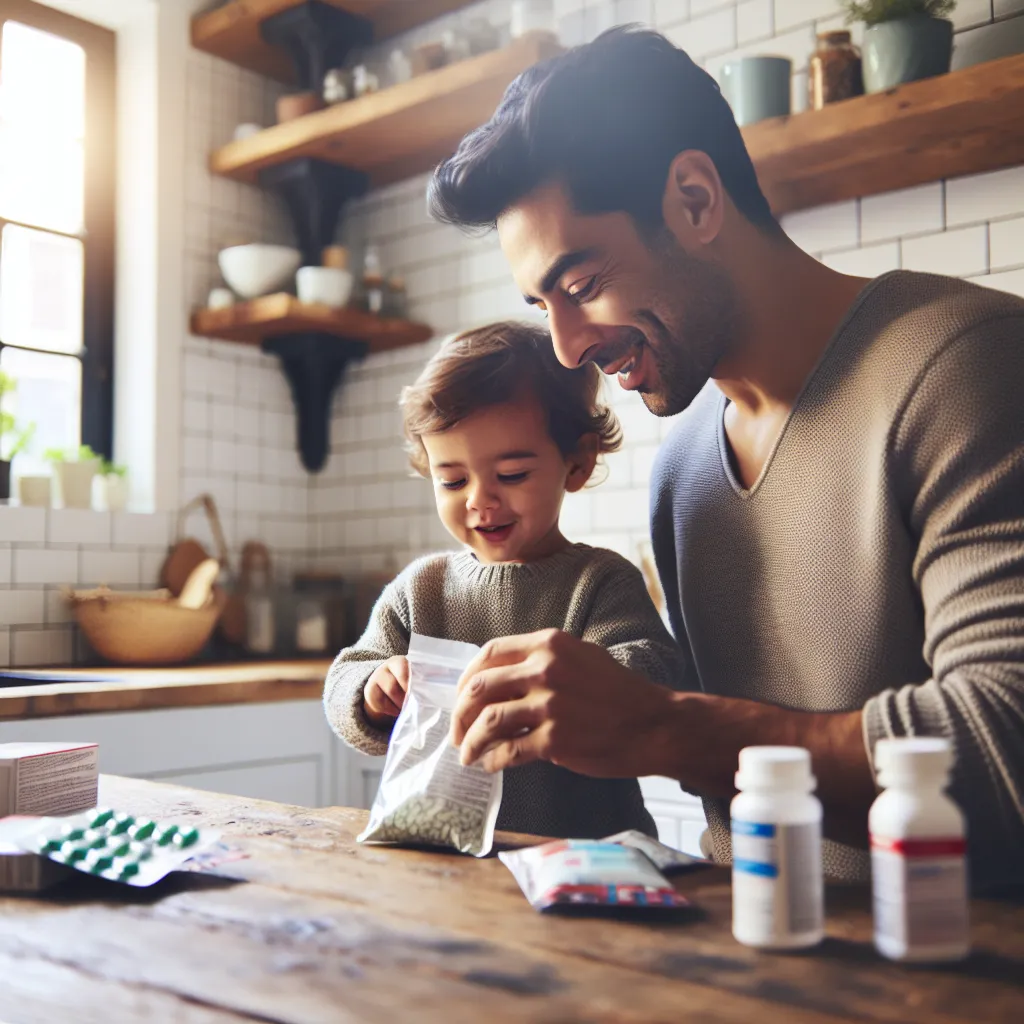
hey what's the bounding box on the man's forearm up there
[643,691,877,846]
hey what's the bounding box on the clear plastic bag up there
[358,634,503,857]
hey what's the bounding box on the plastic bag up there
[602,829,710,873]
[499,839,690,912]
[358,633,503,857]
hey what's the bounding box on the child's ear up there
[565,434,599,493]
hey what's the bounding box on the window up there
[0,0,115,473]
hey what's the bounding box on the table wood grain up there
[1,775,1022,1023]
[0,660,332,720]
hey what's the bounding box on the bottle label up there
[732,820,822,940]
[871,835,968,950]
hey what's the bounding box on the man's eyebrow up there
[523,248,601,304]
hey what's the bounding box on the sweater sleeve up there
[865,314,1024,885]
[323,577,411,757]
[580,555,692,691]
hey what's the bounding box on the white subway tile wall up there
[2,0,1023,667]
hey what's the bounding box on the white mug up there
[295,266,354,308]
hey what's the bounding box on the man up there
[429,27,1024,883]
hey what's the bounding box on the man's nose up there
[547,302,593,369]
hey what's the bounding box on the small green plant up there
[44,444,100,464]
[100,458,128,478]
[0,371,36,462]
[843,0,955,24]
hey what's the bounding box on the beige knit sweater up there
[324,544,689,839]
[652,271,1024,885]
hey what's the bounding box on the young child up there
[324,321,687,839]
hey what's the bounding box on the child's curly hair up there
[401,321,622,477]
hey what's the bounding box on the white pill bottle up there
[730,746,824,950]
[869,737,969,962]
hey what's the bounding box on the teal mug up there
[719,56,793,127]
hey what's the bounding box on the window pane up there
[0,347,81,476]
[0,22,85,138]
[0,22,86,234]
[0,224,84,354]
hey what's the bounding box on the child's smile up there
[422,394,594,564]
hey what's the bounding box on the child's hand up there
[364,656,410,728]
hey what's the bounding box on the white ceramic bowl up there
[218,244,302,300]
[295,266,355,308]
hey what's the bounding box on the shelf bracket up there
[259,159,368,267]
[262,333,367,473]
[260,0,373,94]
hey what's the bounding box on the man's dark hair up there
[428,26,776,233]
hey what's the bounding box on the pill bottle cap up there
[735,746,815,792]
[875,737,952,787]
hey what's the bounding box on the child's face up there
[422,395,594,564]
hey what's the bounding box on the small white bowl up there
[218,244,302,300]
[296,266,354,308]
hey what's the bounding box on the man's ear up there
[566,433,599,493]
[661,149,726,248]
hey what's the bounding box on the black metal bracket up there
[260,0,373,93]
[259,159,369,268]
[262,333,368,473]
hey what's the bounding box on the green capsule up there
[38,836,63,854]
[85,850,114,873]
[155,824,179,846]
[129,841,153,861]
[60,825,86,842]
[89,808,115,828]
[127,819,156,840]
[80,830,108,850]
[60,842,87,863]
[108,839,131,858]
[108,812,135,835]
[118,860,141,880]
[172,827,200,848]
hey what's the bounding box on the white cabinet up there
[640,776,707,856]
[0,701,349,809]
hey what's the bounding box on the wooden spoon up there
[177,558,220,611]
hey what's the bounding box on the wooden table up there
[2,776,1022,1023]
[0,660,333,720]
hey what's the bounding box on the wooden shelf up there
[210,32,564,185]
[744,52,1024,216]
[190,294,433,350]
[191,0,475,82]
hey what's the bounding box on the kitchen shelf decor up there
[190,297,432,472]
[191,0,476,84]
[743,51,1024,215]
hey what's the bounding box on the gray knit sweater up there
[324,544,688,839]
[652,270,1024,885]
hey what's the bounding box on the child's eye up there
[498,472,528,484]
[439,478,466,491]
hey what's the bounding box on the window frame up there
[0,0,116,459]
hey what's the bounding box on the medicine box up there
[0,816,73,892]
[0,742,99,818]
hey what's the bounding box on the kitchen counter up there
[3,774,1023,1022]
[0,659,333,720]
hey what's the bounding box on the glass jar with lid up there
[808,31,863,110]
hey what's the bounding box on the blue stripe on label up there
[734,858,778,878]
[732,821,775,838]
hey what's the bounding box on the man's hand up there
[364,655,410,728]
[451,629,673,775]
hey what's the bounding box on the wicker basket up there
[66,587,224,666]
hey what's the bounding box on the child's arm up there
[581,556,695,693]
[323,580,411,757]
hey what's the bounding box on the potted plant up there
[45,444,101,509]
[93,458,129,512]
[844,0,956,93]
[0,370,35,502]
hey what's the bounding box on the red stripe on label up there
[870,835,966,857]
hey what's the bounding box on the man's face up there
[497,182,738,416]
